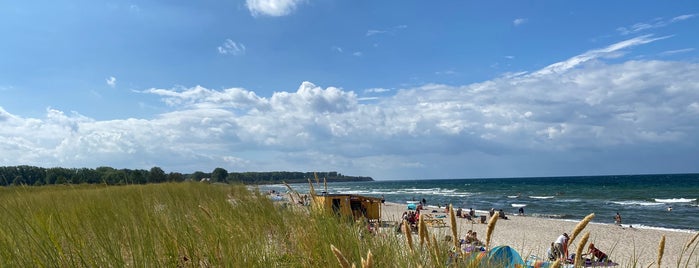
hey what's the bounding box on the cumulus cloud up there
[246,0,305,17]
[218,39,246,55]
[106,76,117,87]
[1,39,698,179]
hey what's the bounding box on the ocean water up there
[257,173,699,232]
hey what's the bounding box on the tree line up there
[0,165,373,186]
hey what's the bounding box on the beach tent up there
[486,246,525,268]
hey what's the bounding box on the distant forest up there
[0,165,373,186]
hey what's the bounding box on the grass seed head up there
[656,235,665,268]
[331,244,351,268]
[574,232,590,267]
[486,211,499,249]
[569,213,595,246]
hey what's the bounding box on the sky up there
[1,1,698,180]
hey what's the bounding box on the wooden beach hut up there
[312,193,382,220]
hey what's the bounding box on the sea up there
[256,173,699,232]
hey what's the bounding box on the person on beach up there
[421,198,427,206]
[614,212,622,225]
[547,243,556,261]
[498,209,508,219]
[518,207,524,215]
[552,233,569,261]
[583,243,610,262]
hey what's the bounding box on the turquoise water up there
[259,173,699,231]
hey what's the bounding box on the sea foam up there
[654,198,696,203]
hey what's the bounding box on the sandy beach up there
[380,202,699,267]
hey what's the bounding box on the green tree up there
[148,167,167,183]
[211,167,228,183]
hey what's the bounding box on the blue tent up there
[486,246,525,268]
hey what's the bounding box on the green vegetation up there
[0,183,413,267]
[0,165,372,186]
[1,183,695,267]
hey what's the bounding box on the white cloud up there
[363,88,391,94]
[617,14,696,35]
[2,38,698,179]
[660,48,695,56]
[366,30,386,37]
[218,39,246,56]
[352,51,362,57]
[366,25,408,37]
[246,0,305,17]
[533,34,669,76]
[106,76,117,88]
[671,13,696,22]
[513,18,527,26]
[332,46,343,53]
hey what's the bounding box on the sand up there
[380,202,699,267]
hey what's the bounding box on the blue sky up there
[1,1,698,180]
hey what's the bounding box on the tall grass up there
[0,184,696,267]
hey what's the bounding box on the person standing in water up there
[614,212,622,225]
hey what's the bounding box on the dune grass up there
[0,183,445,267]
[0,183,696,267]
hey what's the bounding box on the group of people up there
[489,208,510,220]
[455,207,476,219]
[547,233,611,263]
[458,230,485,253]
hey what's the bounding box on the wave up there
[654,198,697,203]
[511,203,527,208]
[529,196,555,199]
[619,224,696,233]
[556,199,582,203]
[530,213,568,219]
[507,195,520,198]
[612,201,663,206]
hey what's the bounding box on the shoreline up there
[425,204,698,234]
[380,201,699,266]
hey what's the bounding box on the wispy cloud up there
[352,52,362,57]
[660,48,695,56]
[106,76,117,88]
[245,0,305,17]
[617,14,696,35]
[671,14,696,22]
[533,34,670,76]
[218,39,246,56]
[363,88,391,94]
[332,46,343,53]
[366,30,386,37]
[513,18,527,26]
[366,25,408,37]
[435,70,457,75]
